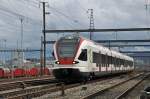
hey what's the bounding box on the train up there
[52,35,134,81]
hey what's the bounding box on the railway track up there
[0,75,53,83]
[114,77,146,99]
[0,73,130,99]
[0,72,145,99]
[123,75,150,99]
[0,76,56,91]
[82,72,149,99]
[33,73,141,99]
[0,82,81,99]
[0,83,58,99]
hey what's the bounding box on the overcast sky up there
[0,0,150,51]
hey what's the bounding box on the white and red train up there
[52,35,134,81]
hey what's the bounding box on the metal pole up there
[42,2,46,72]
[20,18,23,50]
[11,52,14,79]
[4,39,6,66]
[20,18,24,68]
[40,36,43,76]
[0,40,2,66]
[89,9,92,40]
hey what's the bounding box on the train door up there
[114,57,116,71]
[99,52,101,72]
[108,56,111,72]
[101,54,105,71]
[110,56,113,73]
[104,54,107,72]
[106,54,108,72]
[87,46,93,71]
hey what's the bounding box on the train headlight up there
[73,61,79,64]
[55,61,60,64]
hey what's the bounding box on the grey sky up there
[0,0,149,51]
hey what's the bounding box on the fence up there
[0,49,54,78]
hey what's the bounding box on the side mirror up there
[52,51,54,57]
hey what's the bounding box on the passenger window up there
[78,49,87,61]
[93,52,101,63]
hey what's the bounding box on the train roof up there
[80,36,133,61]
[57,35,133,61]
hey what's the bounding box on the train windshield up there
[57,37,79,58]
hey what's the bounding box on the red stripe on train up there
[59,58,74,65]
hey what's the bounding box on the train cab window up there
[78,49,87,61]
[57,37,79,58]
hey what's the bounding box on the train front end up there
[52,35,84,81]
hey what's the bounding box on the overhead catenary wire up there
[22,0,80,29]
[0,1,43,33]
[0,10,41,32]
[61,0,87,25]
[25,0,85,27]
[19,0,86,28]
[21,0,40,8]
[48,6,85,27]
[45,5,78,39]
[76,0,87,12]
[47,12,75,29]
[0,3,42,24]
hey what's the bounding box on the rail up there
[82,73,145,99]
